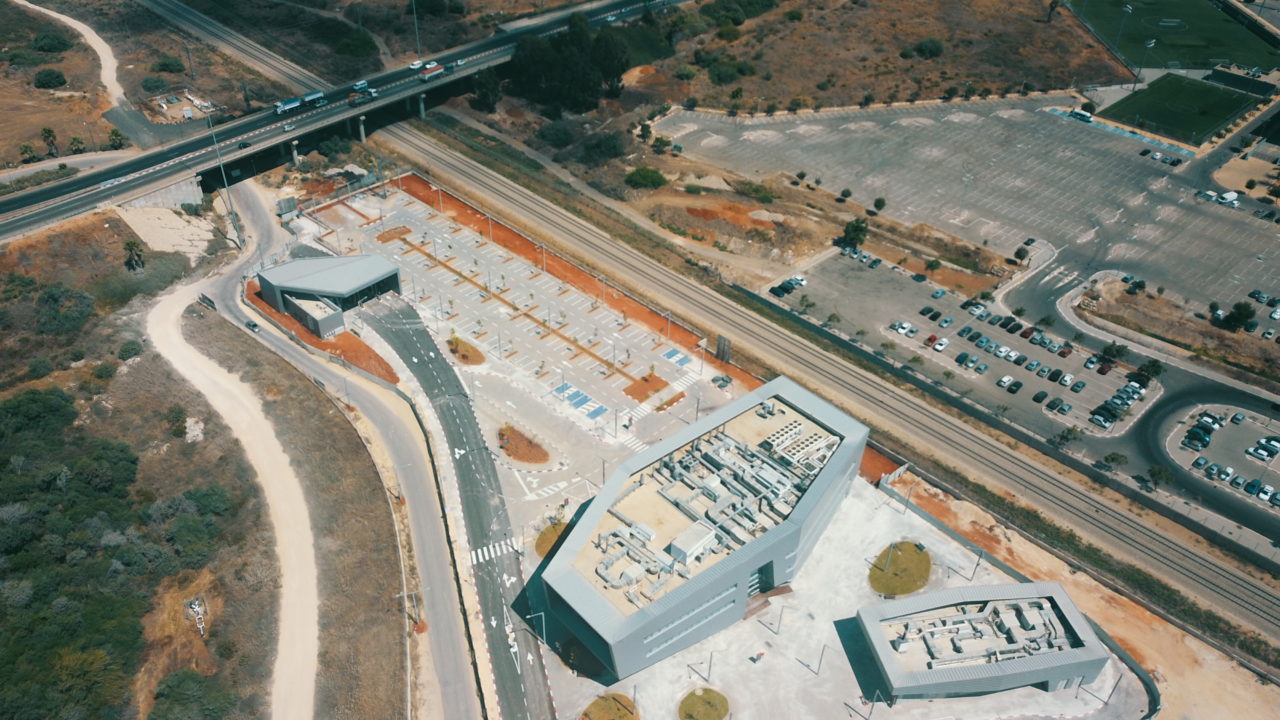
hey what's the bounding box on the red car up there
[1098,363,1113,375]
[1020,326,1037,339]
[925,334,938,346]
[1058,346,1073,358]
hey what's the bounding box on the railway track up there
[383,125,1280,640]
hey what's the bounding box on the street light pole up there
[410,0,422,56]
[1133,39,1156,91]
[1114,4,1133,54]
[207,115,241,247]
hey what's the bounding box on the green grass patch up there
[87,252,190,311]
[1099,74,1257,144]
[678,688,728,720]
[1071,0,1280,68]
[868,541,932,595]
[0,164,78,197]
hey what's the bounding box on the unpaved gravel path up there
[12,0,126,104]
[148,282,318,720]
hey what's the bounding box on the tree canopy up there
[507,13,631,113]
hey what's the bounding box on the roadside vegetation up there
[0,163,79,197]
[0,213,277,717]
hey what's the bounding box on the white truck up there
[1218,190,1240,208]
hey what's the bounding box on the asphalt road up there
[378,124,1280,641]
[218,185,479,719]
[0,0,664,238]
[360,297,555,720]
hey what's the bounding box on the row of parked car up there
[1194,454,1279,506]
[1087,378,1148,429]
[768,275,807,298]
[839,246,882,268]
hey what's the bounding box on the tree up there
[924,258,942,273]
[1037,315,1055,328]
[18,143,36,163]
[41,127,58,157]
[141,76,167,94]
[1138,358,1165,378]
[1013,307,1026,316]
[873,197,886,211]
[1102,341,1129,361]
[1103,452,1128,467]
[838,218,868,248]
[67,136,86,154]
[469,69,501,113]
[34,69,67,88]
[1147,465,1177,489]
[826,312,841,325]
[150,55,185,73]
[537,121,575,148]
[1014,246,1029,263]
[1222,301,1256,331]
[107,129,128,150]
[124,238,146,271]
[118,339,145,361]
[33,32,73,52]
[798,295,816,313]
[914,38,944,58]
[840,188,851,199]
[1209,300,1221,315]
[624,167,667,189]
[592,29,630,96]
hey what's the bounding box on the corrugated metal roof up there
[258,255,397,298]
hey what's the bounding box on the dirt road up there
[12,0,126,104]
[147,282,318,720]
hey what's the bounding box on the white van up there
[1218,191,1240,208]
[1069,108,1093,122]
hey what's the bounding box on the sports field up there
[1099,74,1259,145]
[1070,0,1280,69]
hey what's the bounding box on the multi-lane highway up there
[378,125,1280,642]
[0,0,663,238]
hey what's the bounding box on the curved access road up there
[380,125,1280,641]
[147,279,319,720]
[12,0,126,104]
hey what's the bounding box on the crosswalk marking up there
[622,435,649,453]
[470,538,518,565]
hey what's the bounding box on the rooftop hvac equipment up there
[667,522,717,563]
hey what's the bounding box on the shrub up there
[683,96,699,110]
[716,24,741,41]
[32,33,73,53]
[785,9,803,20]
[93,362,118,380]
[118,340,144,361]
[914,38,944,58]
[537,121,576,149]
[579,131,625,166]
[316,135,351,158]
[685,184,703,194]
[673,64,698,80]
[141,76,167,94]
[6,49,44,66]
[709,62,740,85]
[1246,179,1257,190]
[33,69,67,89]
[26,357,54,380]
[150,55,185,73]
[625,167,667,189]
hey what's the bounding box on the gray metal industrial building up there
[540,376,868,680]
[854,582,1109,704]
[257,255,400,338]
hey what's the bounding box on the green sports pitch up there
[1098,74,1259,145]
[1069,0,1280,69]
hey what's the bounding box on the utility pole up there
[410,0,422,56]
[207,115,241,247]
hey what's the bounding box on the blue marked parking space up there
[554,383,572,395]
[1044,109,1195,157]
[662,348,679,359]
[676,356,692,367]
[572,394,592,409]
[567,390,583,403]
[586,405,608,420]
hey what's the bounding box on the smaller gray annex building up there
[257,255,400,338]
[540,376,869,680]
[855,582,1108,705]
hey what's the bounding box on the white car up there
[424,60,439,69]
[1059,373,1074,387]
[1218,465,1235,482]
[997,375,1013,388]
[896,322,912,335]
[995,347,1010,359]
[409,59,424,69]
[1260,437,1280,453]
[790,275,807,286]
[1005,350,1020,363]
[968,305,985,316]
[1260,485,1276,502]
[933,338,950,351]
[1271,308,1280,321]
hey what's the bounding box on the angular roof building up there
[257,255,399,338]
[854,582,1109,704]
[540,376,868,680]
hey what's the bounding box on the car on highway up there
[1007,381,1023,394]
[931,288,946,298]
[1070,380,1086,393]
[282,124,296,132]
[975,362,989,375]
[410,59,424,69]
[605,13,619,21]
[238,141,252,149]
[997,375,1013,388]
[244,320,261,333]
[1192,456,1209,470]
[1032,390,1048,403]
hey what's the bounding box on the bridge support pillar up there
[418,93,426,120]
[358,115,367,143]
[291,139,300,165]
